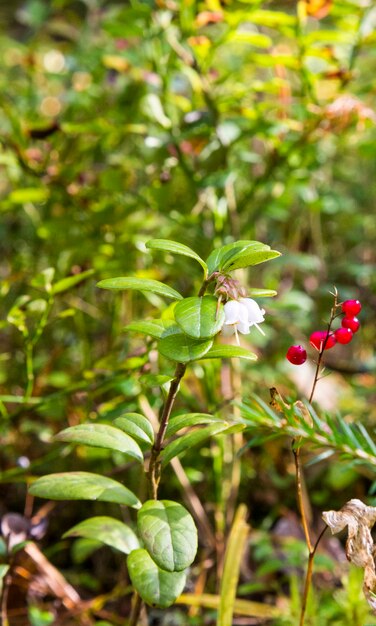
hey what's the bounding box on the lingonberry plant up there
[28,239,280,622]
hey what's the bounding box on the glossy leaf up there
[146,239,208,276]
[174,296,225,339]
[166,413,220,438]
[125,319,177,339]
[161,423,229,467]
[114,413,154,446]
[54,424,143,462]
[222,248,281,272]
[158,330,213,363]
[127,549,187,608]
[206,241,269,274]
[51,269,95,295]
[200,345,257,361]
[138,500,197,572]
[29,472,141,508]
[64,516,139,554]
[97,277,183,300]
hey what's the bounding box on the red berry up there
[341,316,360,333]
[309,330,336,351]
[341,299,361,316]
[334,327,353,344]
[286,345,307,365]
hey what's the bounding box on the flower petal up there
[221,324,236,336]
[240,298,265,325]
[223,300,242,325]
[237,321,251,334]
[224,300,249,326]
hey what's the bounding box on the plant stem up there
[148,362,186,500]
[308,289,339,404]
[129,362,187,625]
[24,341,35,402]
[298,525,327,626]
[23,295,54,402]
[129,276,212,624]
[293,446,312,553]
[128,592,143,626]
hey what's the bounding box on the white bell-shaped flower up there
[222,297,266,343]
[239,298,265,327]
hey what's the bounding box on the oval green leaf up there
[174,296,225,339]
[146,239,208,276]
[161,423,229,467]
[125,319,177,339]
[114,413,154,446]
[206,241,267,274]
[29,472,141,508]
[158,331,213,363]
[54,424,143,462]
[222,248,281,271]
[138,500,197,572]
[97,277,183,300]
[200,345,258,361]
[166,413,220,438]
[64,516,139,555]
[127,548,187,608]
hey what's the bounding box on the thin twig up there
[148,361,187,500]
[128,593,143,626]
[299,525,328,626]
[293,446,312,553]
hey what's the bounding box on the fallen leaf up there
[323,499,376,612]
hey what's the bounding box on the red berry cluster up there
[286,299,361,365]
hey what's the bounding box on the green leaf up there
[127,549,187,608]
[29,472,141,508]
[139,374,173,388]
[64,516,139,555]
[146,239,208,276]
[248,288,277,298]
[218,505,250,626]
[166,413,220,438]
[138,500,197,572]
[158,330,213,363]
[30,268,55,292]
[200,345,257,361]
[125,319,177,339]
[161,423,229,467]
[174,296,225,339]
[97,277,183,300]
[54,424,143,462]
[222,248,281,271]
[206,241,269,274]
[51,269,95,295]
[114,413,154,446]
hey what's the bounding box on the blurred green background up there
[0,0,375,624]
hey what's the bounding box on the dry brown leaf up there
[323,499,376,612]
[269,388,313,428]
